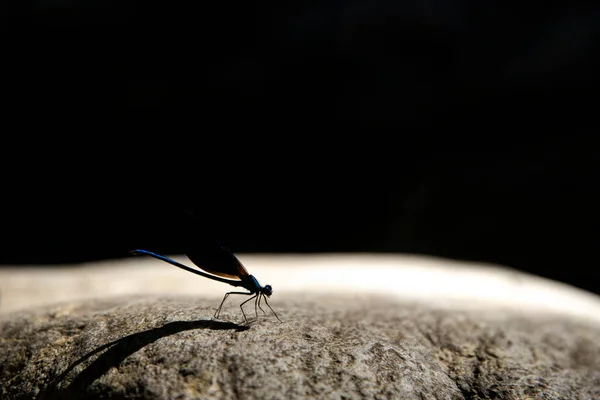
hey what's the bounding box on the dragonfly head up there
[261,284,273,297]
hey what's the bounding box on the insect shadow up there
[36,319,247,400]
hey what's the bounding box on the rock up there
[1,293,599,400]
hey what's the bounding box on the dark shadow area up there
[3,0,599,296]
[37,319,248,400]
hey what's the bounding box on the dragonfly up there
[130,238,280,325]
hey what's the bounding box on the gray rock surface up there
[1,294,599,400]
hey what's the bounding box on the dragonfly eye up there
[263,285,273,297]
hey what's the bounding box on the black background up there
[4,1,599,296]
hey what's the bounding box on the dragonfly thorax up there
[243,275,273,297]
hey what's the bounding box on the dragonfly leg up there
[214,293,230,319]
[214,291,252,321]
[262,296,282,322]
[257,294,267,315]
[239,294,259,324]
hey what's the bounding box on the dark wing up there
[186,239,249,280]
[180,209,250,280]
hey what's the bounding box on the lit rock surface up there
[1,255,599,399]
